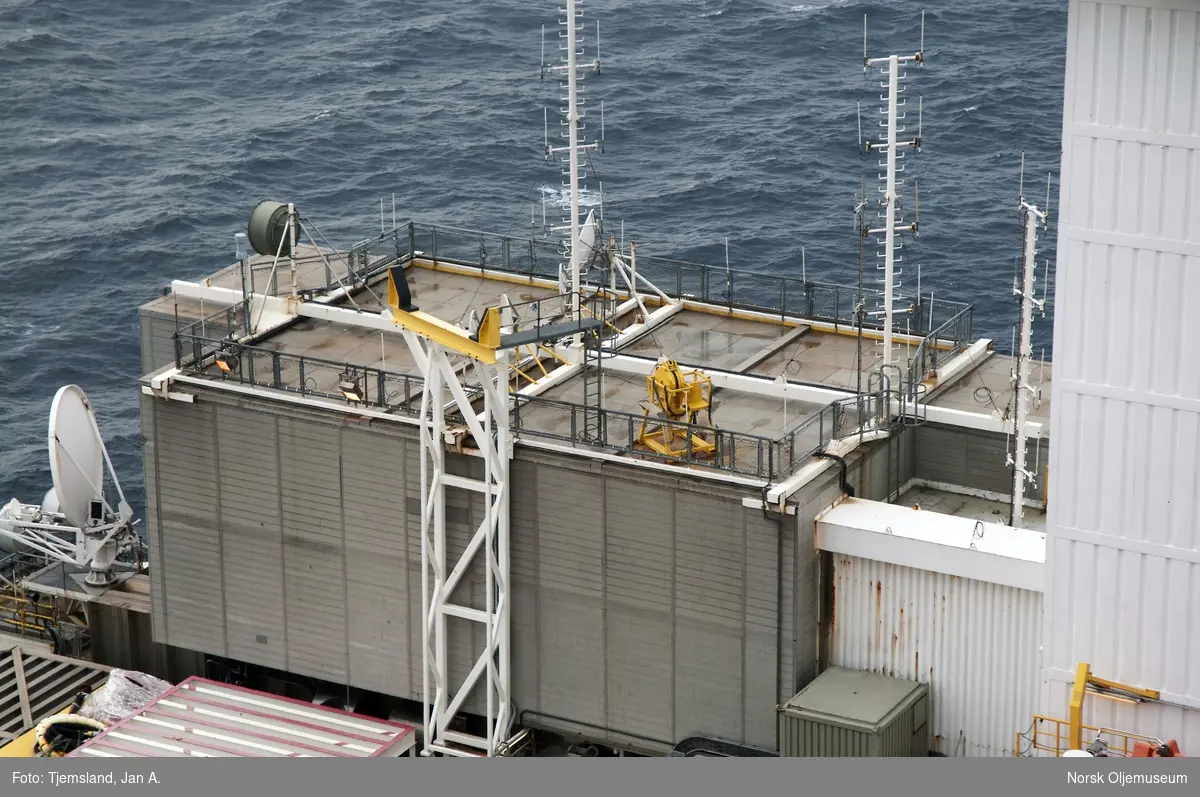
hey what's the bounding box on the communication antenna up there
[0,386,139,588]
[1006,154,1051,527]
[245,201,381,328]
[541,2,604,339]
[860,10,927,373]
[854,175,869,401]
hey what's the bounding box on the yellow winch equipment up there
[635,359,717,459]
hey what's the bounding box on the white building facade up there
[1046,0,1200,750]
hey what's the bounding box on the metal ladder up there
[579,291,612,443]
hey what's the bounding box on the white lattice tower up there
[403,331,514,758]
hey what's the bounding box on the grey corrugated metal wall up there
[912,423,1049,499]
[141,385,820,752]
[793,430,914,695]
[85,604,206,684]
[139,307,180,375]
[143,390,418,697]
[508,447,784,751]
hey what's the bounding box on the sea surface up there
[0,0,1066,520]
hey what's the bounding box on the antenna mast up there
[861,11,926,372]
[542,2,602,335]
[1007,155,1049,527]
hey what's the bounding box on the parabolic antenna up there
[48,385,107,530]
[247,200,297,257]
[0,384,136,590]
[579,209,597,260]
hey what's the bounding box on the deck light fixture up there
[215,343,239,375]
[339,370,364,404]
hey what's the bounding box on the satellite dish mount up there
[0,385,139,589]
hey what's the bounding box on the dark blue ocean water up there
[0,0,1066,520]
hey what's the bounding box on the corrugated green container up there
[777,667,930,757]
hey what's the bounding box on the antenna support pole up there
[1009,198,1047,527]
[881,54,900,370]
[288,203,299,299]
[543,1,601,343]
[565,0,582,332]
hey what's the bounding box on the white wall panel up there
[830,555,1042,757]
[1047,0,1200,746]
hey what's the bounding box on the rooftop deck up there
[929,354,1053,432]
[896,483,1048,533]
[151,221,984,483]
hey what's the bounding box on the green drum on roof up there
[247,200,295,257]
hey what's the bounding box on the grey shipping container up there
[778,667,929,757]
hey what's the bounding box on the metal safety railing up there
[512,394,785,480]
[904,303,975,393]
[1017,715,1159,758]
[511,391,873,481]
[173,333,426,416]
[405,220,975,402]
[405,220,973,336]
[172,224,413,368]
[240,224,410,300]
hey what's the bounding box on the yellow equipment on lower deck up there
[1019,662,1186,757]
[635,359,717,459]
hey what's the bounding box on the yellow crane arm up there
[1068,662,1162,751]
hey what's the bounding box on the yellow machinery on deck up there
[635,359,717,459]
[1019,662,1186,757]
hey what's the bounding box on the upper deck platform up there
[144,221,996,485]
[928,354,1053,433]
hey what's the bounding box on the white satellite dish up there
[0,385,136,588]
[48,385,107,530]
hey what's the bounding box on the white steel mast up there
[1008,161,1048,527]
[565,0,582,324]
[862,12,925,372]
[543,2,601,336]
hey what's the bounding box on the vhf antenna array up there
[1006,153,1052,528]
[858,10,927,372]
[541,2,605,317]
